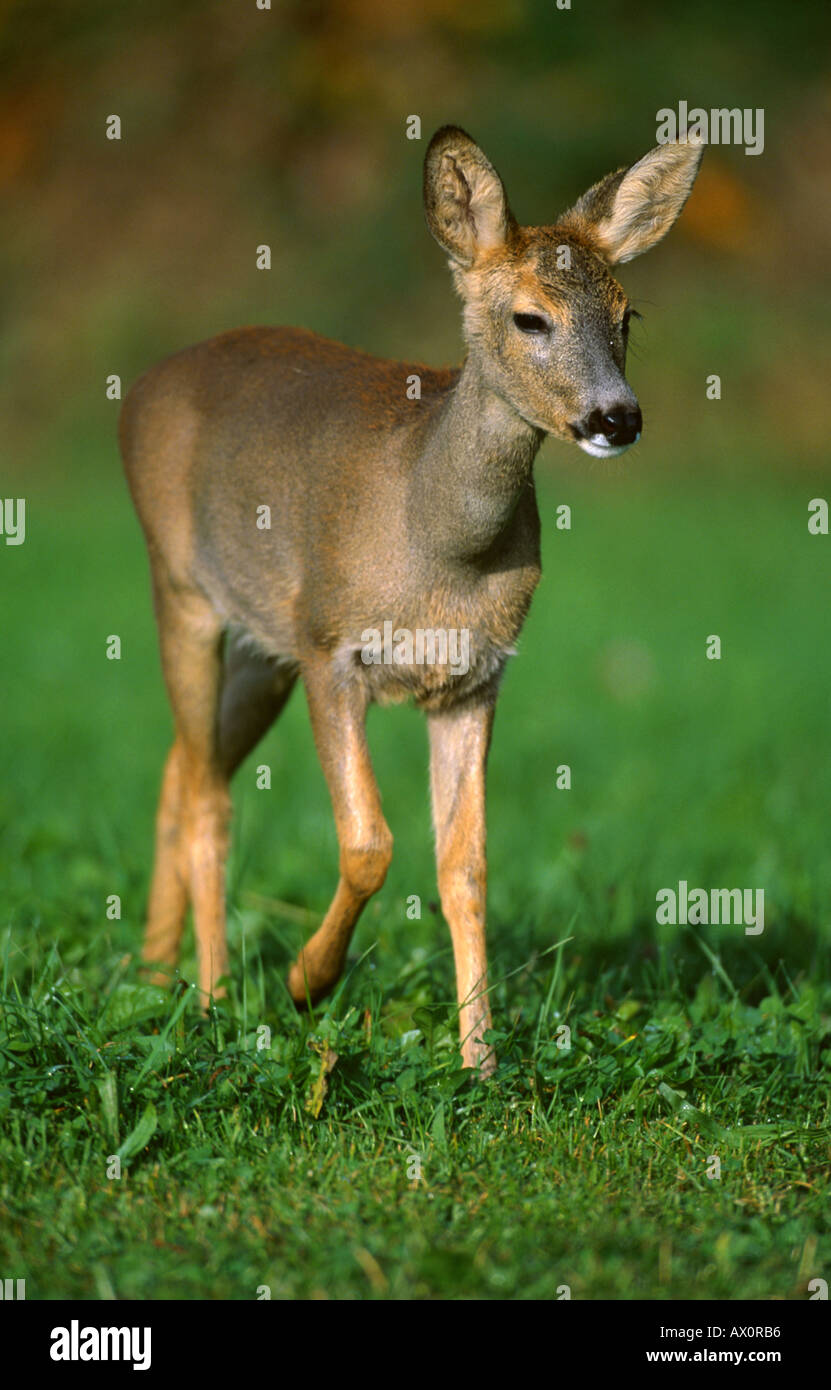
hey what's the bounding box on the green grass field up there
[1,460,829,1299]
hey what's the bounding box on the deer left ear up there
[424,126,515,269]
[561,137,704,264]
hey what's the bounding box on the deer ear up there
[561,138,704,265]
[424,126,514,269]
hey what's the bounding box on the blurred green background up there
[1,0,830,476]
[2,0,831,1304]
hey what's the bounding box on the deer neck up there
[414,348,543,561]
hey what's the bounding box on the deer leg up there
[140,583,230,1002]
[141,738,190,982]
[143,619,296,991]
[427,700,496,1074]
[287,662,392,1006]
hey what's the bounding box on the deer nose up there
[585,404,642,446]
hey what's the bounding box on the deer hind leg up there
[287,659,392,1006]
[141,736,190,984]
[141,580,231,1001]
[143,612,297,996]
[428,700,496,1074]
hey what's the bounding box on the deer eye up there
[513,312,550,335]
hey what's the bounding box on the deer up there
[120,125,703,1075]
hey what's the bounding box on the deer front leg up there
[287,662,392,1006]
[428,700,496,1075]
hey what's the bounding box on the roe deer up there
[120,125,702,1073]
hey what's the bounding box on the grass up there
[1,458,830,1299]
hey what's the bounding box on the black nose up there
[585,404,642,446]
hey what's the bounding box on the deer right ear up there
[424,126,514,269]
[560,137,704,265]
